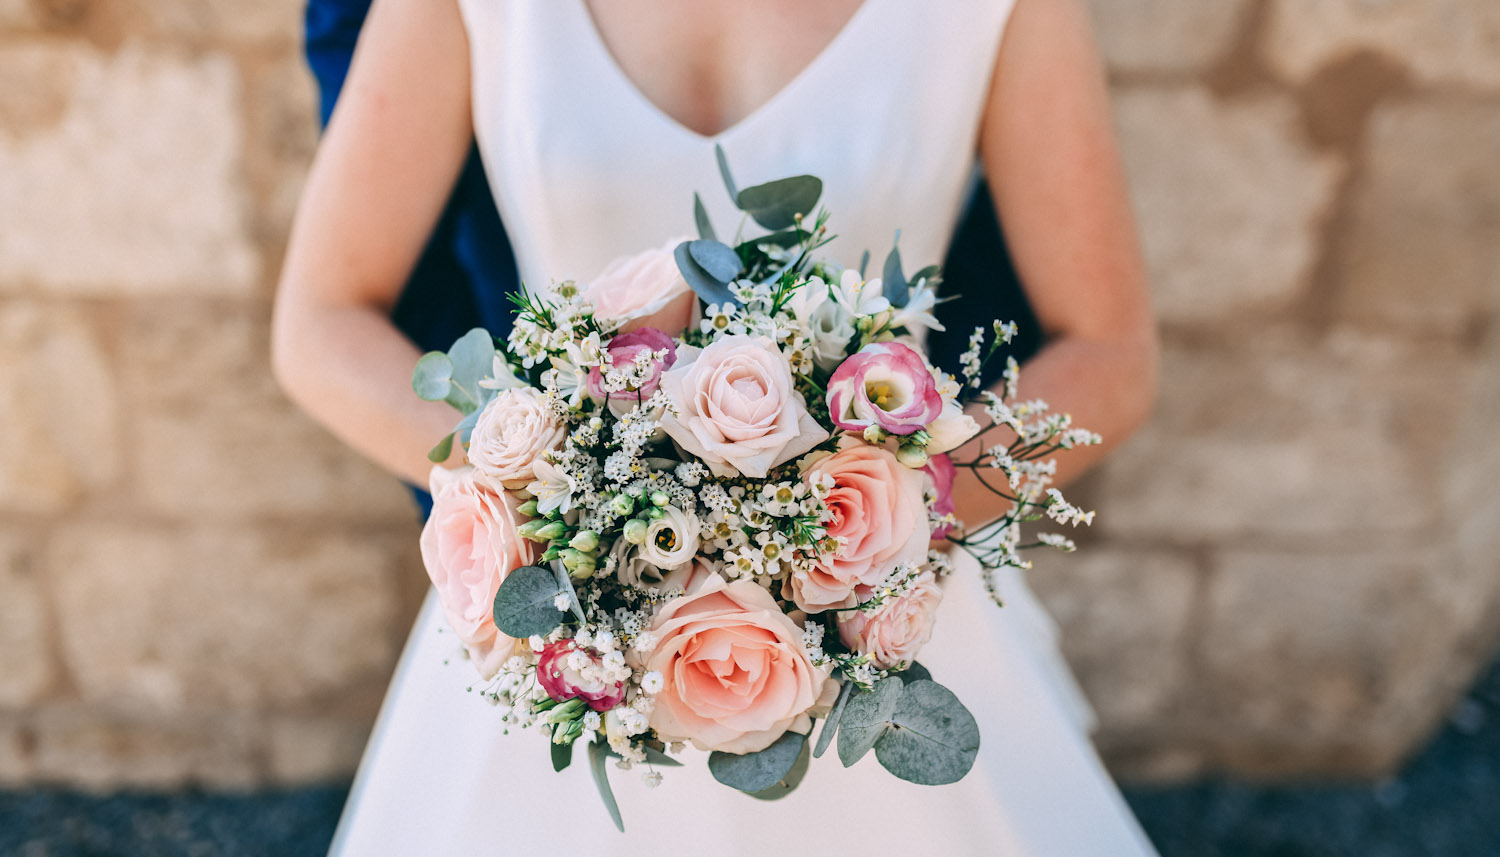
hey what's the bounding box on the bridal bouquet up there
[412,151,1099,829]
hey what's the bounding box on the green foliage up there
[715,143,739,200]
[674,241,741,308]
[745,735,811,801]
[737,175,823,231]
[838,675,903,767]
[490,565,566,638]
[708,730,807,794]
[812,680,854,759]
[836,676,980,785]
[693,192,716,242]
[587,739,625,833]
[551,739,574,773]
[882,241,909,309]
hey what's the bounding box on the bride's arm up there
[271,0,476,487]
[952,0,1160,522]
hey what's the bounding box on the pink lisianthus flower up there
[585,327,678,402]
[924,452,959,539]
[826,341,943,436]
[536,640,626,712]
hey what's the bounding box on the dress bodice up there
[456,0,1018,288]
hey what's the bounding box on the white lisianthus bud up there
[895,443,930,468]
[623,518,649,545]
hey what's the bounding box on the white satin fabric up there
[330,1,1159,853]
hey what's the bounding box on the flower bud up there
[518,519,548,542]
[569,530,600,553]
[862,425,887,444]
[547,696,588,724]
[909,430,932,448]
[895,443,929,468]
[649,490,670,508]
[561,548,596,579]
[541,546,562,562]
[623,518,649,545]
[517,499,541,517]
[534,521,569,541]
[647,506,666,520]
[609,493,635,516]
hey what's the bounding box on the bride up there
[273,0,1161,853]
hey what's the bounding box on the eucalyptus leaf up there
[893,661,932,685]
[687,239,743,283]
[908,264,942,290]
[882,244,909,309]
[737,175,822,230]
[746,734,811,801]
[813,680,854,759]
[549,560,588,626]
[412,352,453,401]
[837,677,904,767]
[445,328,497,413]
[715,143,739,201]
[708,730,806,793]
[552,739,574,773]
[858,249,871,279]
[588,739,625,833]
[454,407,481,445]
[491,565,566,638]
[693,192,717,242]
[873,680,981,786]
[674,241,740,308]
[426,432,455,464]
[641,745,684,768]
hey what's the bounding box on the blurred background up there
[1,0,1497,854]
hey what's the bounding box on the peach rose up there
[584,239,697,335]
[789,442,930,612]
[658,335,829,478]
[644,572,832,754]
[467,387,567,490]
[419,466,539,678]
[836,570,944,669]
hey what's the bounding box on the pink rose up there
[536,640,626,712]
[645,572,832,753]
[585,327,677,402]
[467,387,567,490]
[789,442,929,612]
[419,466,539,678]
[836,570,944,670]
[826,341,943,435]
[585,239,697,335]
[925,452,958,539]
[658,335,828,478]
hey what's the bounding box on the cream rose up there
[419,466,539,678]
[788,442,930,612]
[644,572,833,753]
[467,387,567,490]
[658,335,828,478]
[612,537,696,594]
[836,570,944,669]
[584,239,697,335]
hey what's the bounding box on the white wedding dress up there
[329,1,1159,854]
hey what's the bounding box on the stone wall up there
[0,0,1496,788]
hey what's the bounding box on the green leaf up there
[693,192,717,242]
[813,680,854,759]
[426,432,455,464]
[882,241,909,309]
[491,565,566,638]
[908,264,943,291]
[715,143,739,202]
[674,241,740,308]
[746,733,811,801]
[892,661,932,685]
[587,739,625,833]
[708,730,807,793]
[837,677,903,767]
[858,249,871,279]
[412,352,453,401]
[454,407,481,445]
[688,239,743,283]
[445,328,497,413]
[873,680,980,786]
[552,738,574,773]
[737,175,822,230]
[641,745,684,768]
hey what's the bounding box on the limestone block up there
[117,304,414,521]
[0,43,257,295]
[1096,331,1471,543]
[267,715,372,784]
[1336,100,1500,335]
[1114,87,1344,324]
[0,533,52,708]
[1028,548,1199,732]
[1196,547,1456,774]
[1087,0,1250,74]
[1267,0,1500,88]
[50,524,403,713]
[31,710,261,790]
[0,301,119,512]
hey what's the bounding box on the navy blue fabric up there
[302,0,1039,517]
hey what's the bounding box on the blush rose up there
[467,387,567,490]
[836,570,944,670]
[584,239,697,335]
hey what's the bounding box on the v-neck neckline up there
[568,0,877,144]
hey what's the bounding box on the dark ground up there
[5,658,1498,857]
